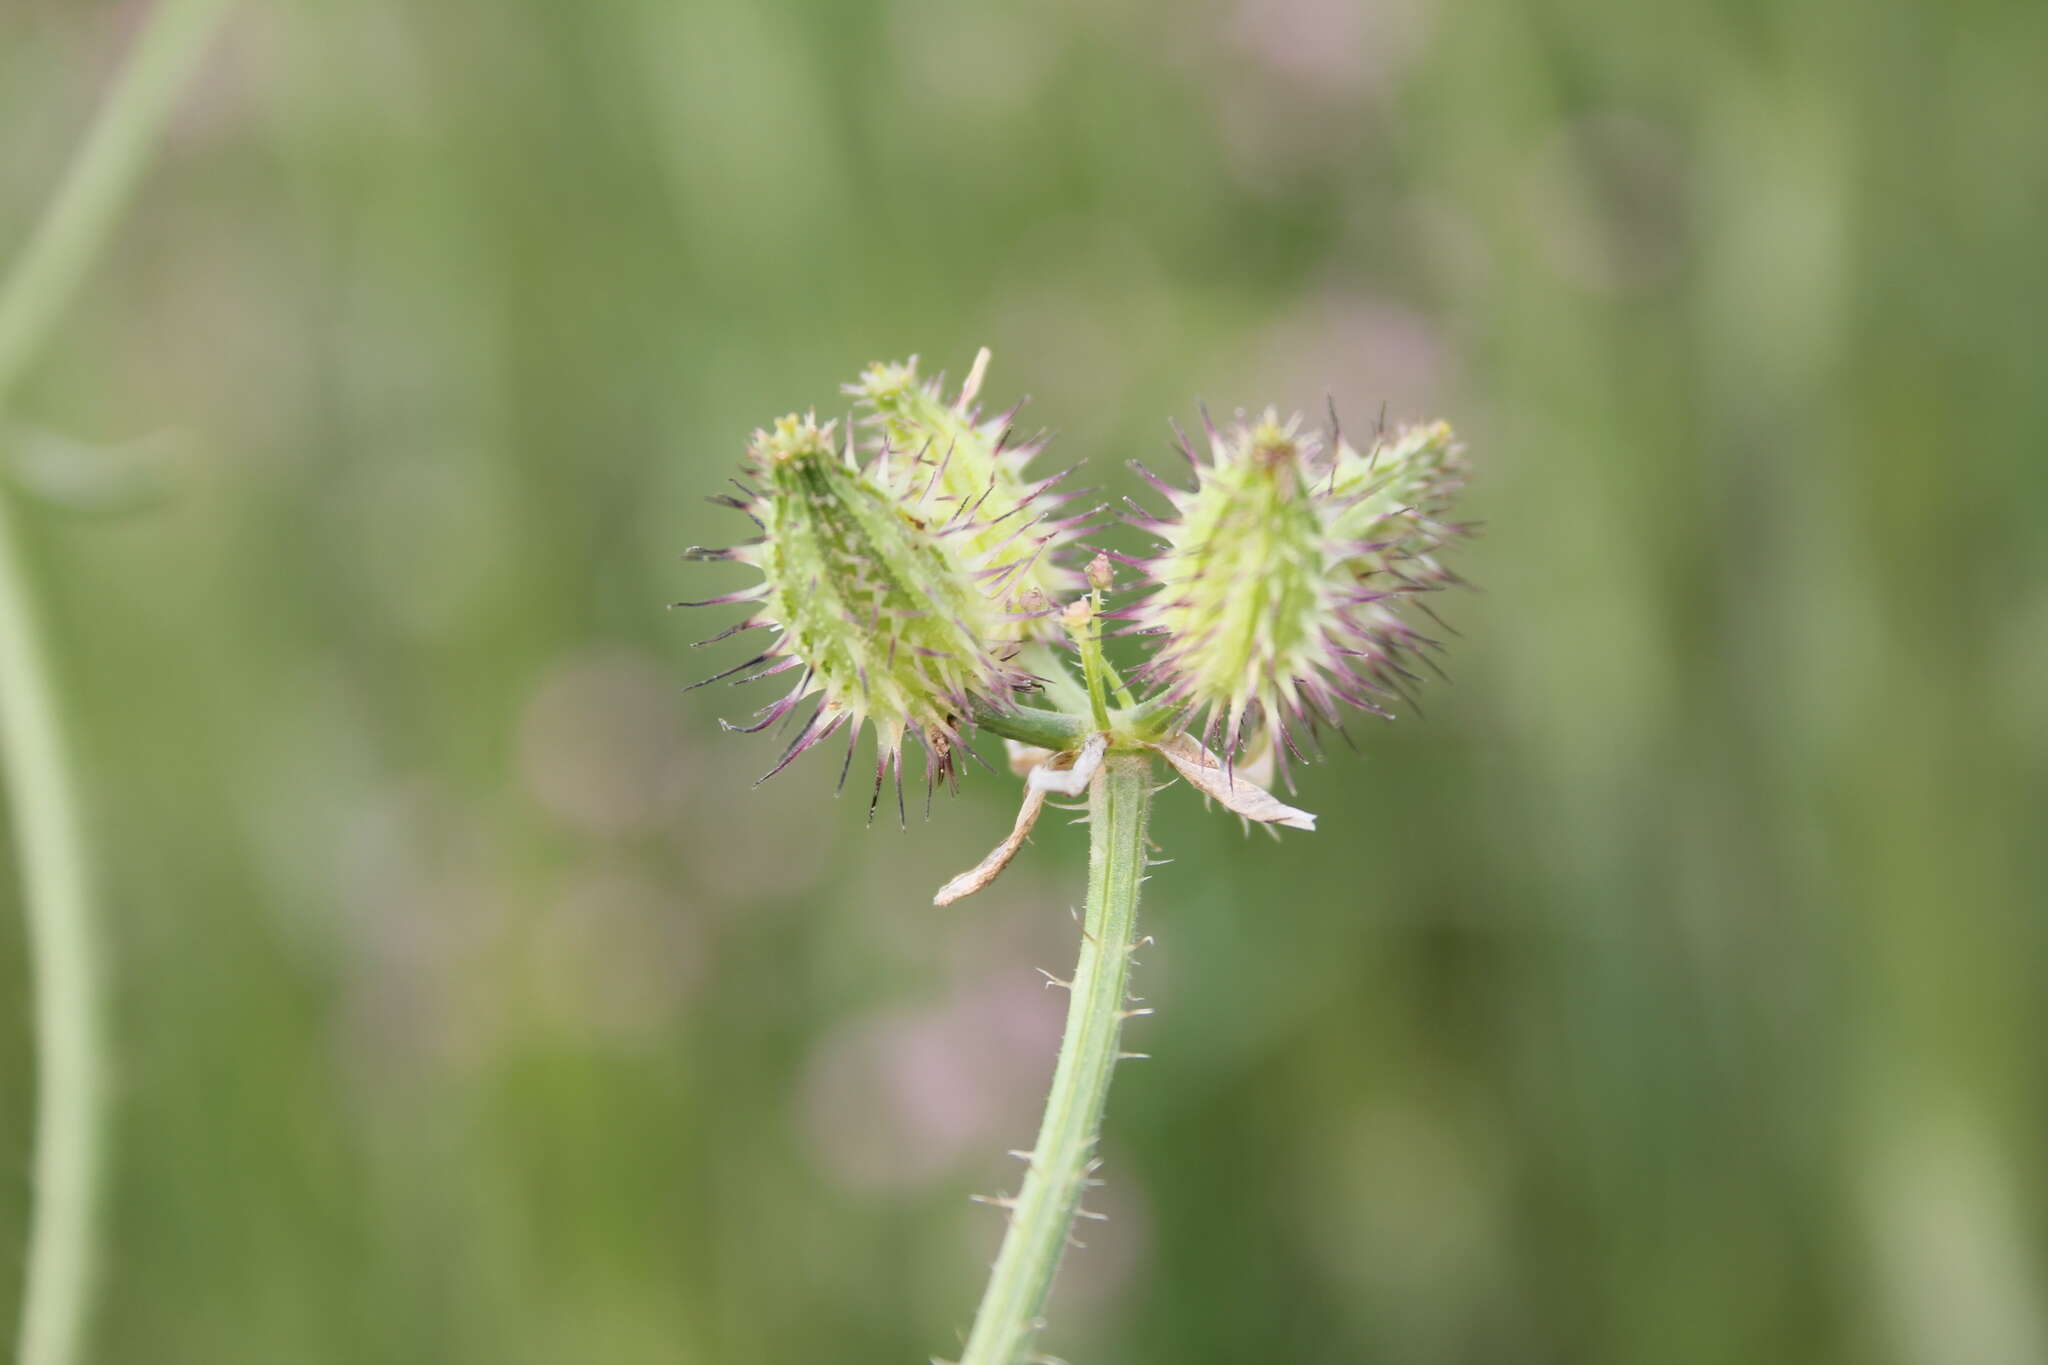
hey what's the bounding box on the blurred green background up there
[3,0,2045,1362]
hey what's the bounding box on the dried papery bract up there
[681,412,1029,804]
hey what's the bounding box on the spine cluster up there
[682,356,1089,811]
[1126,411,1471,778]
[846,353,1089,625]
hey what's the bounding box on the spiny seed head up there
[685,355,1478,825]
[1131,408,1472,774]
[1132,410,1336,755]
[683,412,1028,794]
[846,350,1086,631]
[1328,419,1468,575]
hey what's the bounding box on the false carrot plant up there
[682,351,1474,1365]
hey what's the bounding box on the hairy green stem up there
[970,702,1088,753]
[0,3,233,1363]
[956,754,1153,1365]
[1071,597,1113,733]
[971,700,1179,755]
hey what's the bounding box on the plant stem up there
[970,701,1088,753]
[0,500,99,1365]
[1072,594,1113,733]
[957,753,1154,1365]
[0,4,233,1363]
[0,0,234,400]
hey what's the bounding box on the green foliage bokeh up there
[2,1,2043,1362]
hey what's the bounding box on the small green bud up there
[846,350,1087,630]
[682,413,1027,804]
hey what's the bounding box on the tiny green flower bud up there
[846,350,1089,630]
[681,412,1027,807]
[1129,408,1472,775]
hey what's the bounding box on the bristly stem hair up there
[0,3,235,1363]
[955,753,1153,1365]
